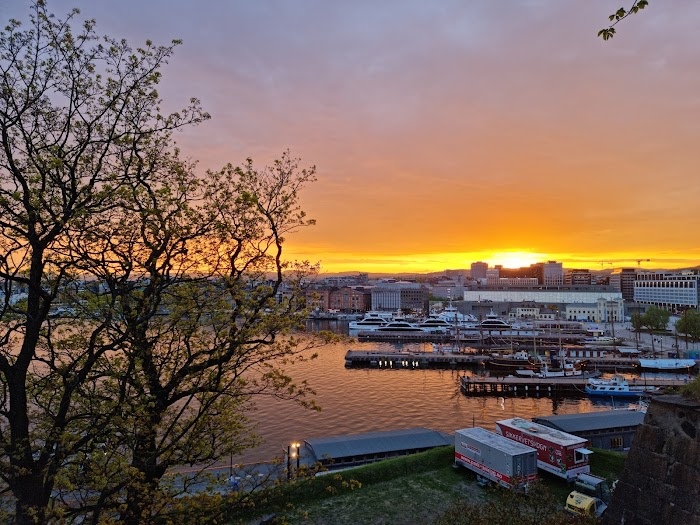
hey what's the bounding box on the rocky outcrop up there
[603,394,700,525]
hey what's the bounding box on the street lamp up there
[287,442,301,480]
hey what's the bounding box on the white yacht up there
[376,321,427,332]
[416,316,453,333]
[348,311,393,331]
[479,309,512,330]
[435,304,478,327]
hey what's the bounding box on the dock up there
[356,331,454,343]
[345,349,483,369]
[459,375,689,397]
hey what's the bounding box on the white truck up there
[454,427,538,490]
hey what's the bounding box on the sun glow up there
[486,252,546,269]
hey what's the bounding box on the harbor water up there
[233,320,636,465]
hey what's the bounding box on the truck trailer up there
[496,417,592,480]
[454,427,538,489]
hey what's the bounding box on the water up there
[234,320,617,464]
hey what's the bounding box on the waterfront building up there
[609,268,637,302]
[565,303,598,322]
[464,286,622,305]
[305,286,333,311]
[633,270,700,312]
[371,281,430,313]
[329,286,372,313]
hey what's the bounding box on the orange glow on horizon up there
[282,245,700,274]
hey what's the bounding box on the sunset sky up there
[6,1,700,274]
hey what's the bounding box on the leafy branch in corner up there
[598,0,649,41]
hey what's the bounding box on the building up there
[328,286,372,312]
[464,287,622,305]
[305,286,332,311]
[532,410,646,452]
[566,269,592,286]
[299,427,452,469]
[429,276,465,300]
[317,273,369,287]
[633,271,700,312]
[542,261,564,286]
[470,261,488,280]
[609,268,637,302]
[371,281,430,313]
[492,277,539,288]
[485,268,500,285]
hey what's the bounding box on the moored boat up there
[637,358,697,372]
[349,311,393,331]
[585,375,660,398]
[376,321,427,332]
[487,350,540,370]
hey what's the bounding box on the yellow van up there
[565,491,608,518]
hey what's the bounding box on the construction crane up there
[636,259,650,267]
[599,261,612,270]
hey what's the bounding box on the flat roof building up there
[532,410,646,452]
[300,427,452,469]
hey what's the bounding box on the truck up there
[572,473,612,504]
[564,473,613,519]
[454,427,538,490]
[564,491,608,518]
[496,417,592,481]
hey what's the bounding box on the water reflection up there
[236,320,610,464]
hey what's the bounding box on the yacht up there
[348,311,393,331]
[479,310,512,330]
[416,316,453,333]
[436,306,478,327]
[376,321,427,332]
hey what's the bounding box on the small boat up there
[585,375,660,398]
[516,359,598,379]
[487,350,540,370]
[583,336,622,346]
[637,358,697,372]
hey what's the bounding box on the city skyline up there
[7,1,700,273]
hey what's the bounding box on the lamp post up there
[287,442,300,480]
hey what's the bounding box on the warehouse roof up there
[532,410,645,433]
[304,427,451,462]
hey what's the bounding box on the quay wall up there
[603,394,700,525]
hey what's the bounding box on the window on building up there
[610,437,623,449]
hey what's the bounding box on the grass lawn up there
[230,446,625,525]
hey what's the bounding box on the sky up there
[4,1,700,274]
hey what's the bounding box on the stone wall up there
[603,394,700,525]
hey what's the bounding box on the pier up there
[459,375,689,397]
[345,349,483,369]
[355,331,454,343]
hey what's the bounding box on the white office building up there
[464,288,622,304]
[634,271,700,312]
